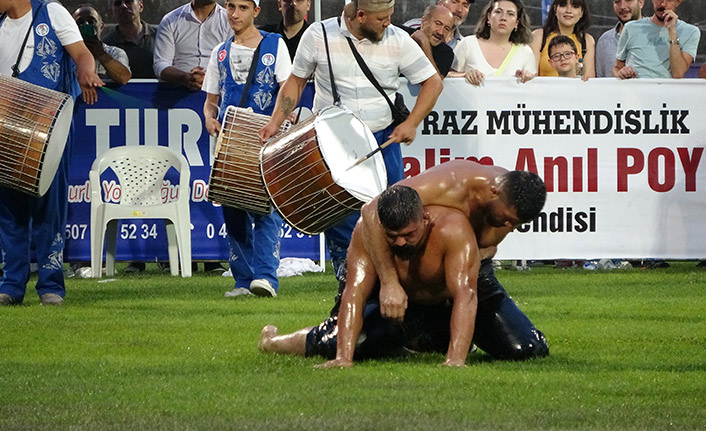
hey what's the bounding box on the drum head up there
[314,106,387,202]
[37,95,74,196]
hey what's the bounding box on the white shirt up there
[452,35,537,76]
[0,3,82,76]
[202,38,292,94]
[293,15,436,133]
[152,2,232,78]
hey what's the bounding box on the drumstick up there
[346,138,395,171]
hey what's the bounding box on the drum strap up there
[10,5,43,78]
[320,22,341,106]
[339,21,406,125]
[237,41,263,108]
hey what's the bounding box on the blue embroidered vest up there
[216,31,281,122]
[0,0,80,99]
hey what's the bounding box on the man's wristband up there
[669,38,680,46]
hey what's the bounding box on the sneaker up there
[124,262,146,273]
[250,279,277,297]
[224,287,252,298]
[0,293,20,306]
[40,293,64,306]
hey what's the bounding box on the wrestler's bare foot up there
[258,325,279,352]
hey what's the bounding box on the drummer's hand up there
[78,70,104,105]
[206,118,221,137]
[258,120,281,143]
[389,120,417,146]
[379,280,407,323]
[188,67,205,91]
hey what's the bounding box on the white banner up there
[399,77,706,259]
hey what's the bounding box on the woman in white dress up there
[450,0,536,85]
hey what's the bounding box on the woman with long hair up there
[530,0,595,78]
[449,0,536,86]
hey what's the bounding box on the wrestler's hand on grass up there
[379,280,408,323]
[389,120,417,146]
[315,358,353,368]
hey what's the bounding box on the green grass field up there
[1,262,704,430]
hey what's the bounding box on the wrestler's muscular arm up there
[258,74,308,142]
[441,219,480,367]
[317,222,379,368]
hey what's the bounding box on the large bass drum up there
[0,75,74,196]
[260,105,387,235]
[207,106,274,215]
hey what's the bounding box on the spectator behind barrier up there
[613,0,699,79]
[153,0,232,91]
[259,0,311,61]
[403,0,475,50]
[73,4,132,85]
[530,0,595,78]
[103,0,158,79]
[401,4,456,78]
[595,0,644,78]
[449,0,535,85]
[547,35,579,78]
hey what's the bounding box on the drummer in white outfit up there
[449,0,536,85]
[258,0,443,283]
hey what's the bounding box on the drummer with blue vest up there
[0,0,103,306]
[202,0,292,298]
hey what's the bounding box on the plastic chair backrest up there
[92,146,190,206]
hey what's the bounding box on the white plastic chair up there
[90,146,192,278]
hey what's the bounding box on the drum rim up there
[37,94,73,196]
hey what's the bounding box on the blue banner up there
[65,80,322,263]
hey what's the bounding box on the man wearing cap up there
[258,0,443,284]
[202,0,292,298]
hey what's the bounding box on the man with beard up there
[404,0,474,49]
[402,4,456,78]
[596,0,644,77]
[259,171,549,367]
[259,0,442,284]
[260,0,311,60]
[613,0,699,79]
